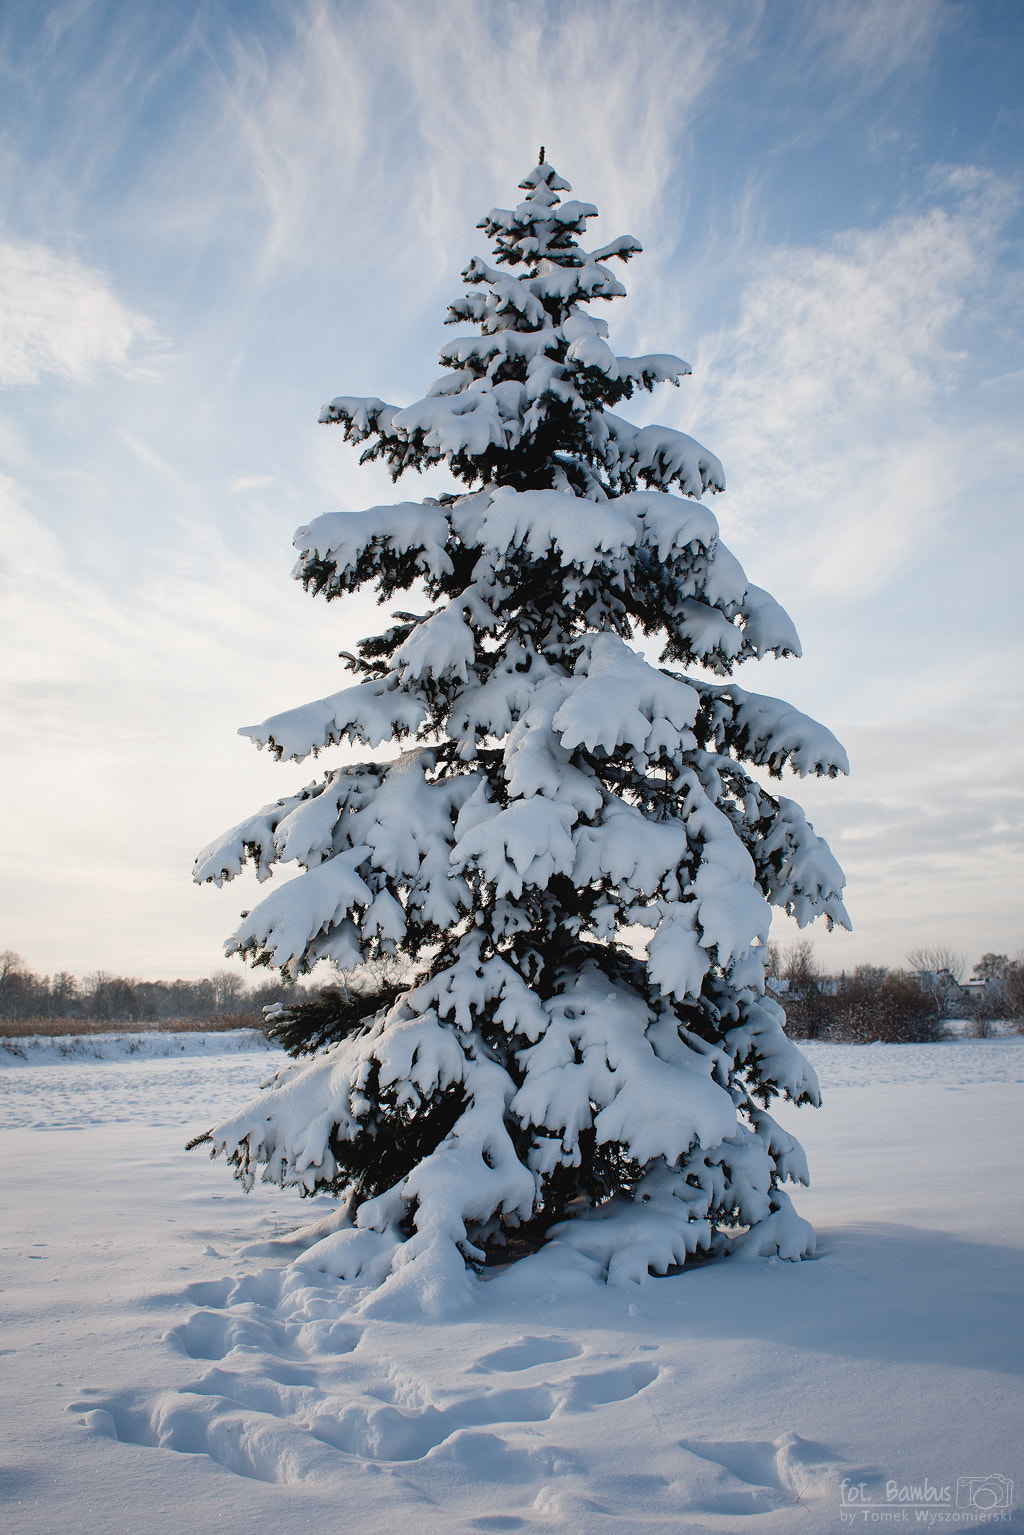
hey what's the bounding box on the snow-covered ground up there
[2,1033,1022,1534]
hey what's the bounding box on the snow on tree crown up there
[320,157,723,500]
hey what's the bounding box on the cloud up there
[0,469,385,978]
[227,473,275,494]
[775,704,1024,968]
[649,163,1024,972]
[0,238,154,387]
[809,0,950,77]
[681,171,1019,599]
[157,0,733,298]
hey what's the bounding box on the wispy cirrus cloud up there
[0,238,155,386]
[0,466,381,976]
[151,0,734,299]
[808,0,952,76]
[773,700,1024,966]
[681,168,1021,599]
[671,162,1024,968]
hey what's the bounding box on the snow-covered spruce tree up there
[194,155,849,1312]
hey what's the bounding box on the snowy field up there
[2,1033,1022,1535]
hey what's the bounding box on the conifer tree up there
[194,155,849,1311]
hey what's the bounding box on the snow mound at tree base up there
[203,970,821,1312]
[231,1189,813,1323]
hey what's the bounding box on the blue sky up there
[1,0,1021,981]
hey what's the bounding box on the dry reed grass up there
[0,1012,265,1039]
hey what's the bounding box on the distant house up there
[910,968,968,1014]
[766,974,841,1001]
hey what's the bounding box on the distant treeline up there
[768,942,1024,1042]
[0,950,317,1027]
[2,943,1021,1043]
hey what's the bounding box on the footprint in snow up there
[559,1361,659,1408]
[167,1308,291,1361]
[475,1335,582,1372]
[677,1432,862,1513]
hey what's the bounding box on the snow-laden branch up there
[692,680,850,777]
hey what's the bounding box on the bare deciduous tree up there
[906,946,966,983]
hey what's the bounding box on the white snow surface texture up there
[2,1037,1021,1535]
[193,159,851,1303]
